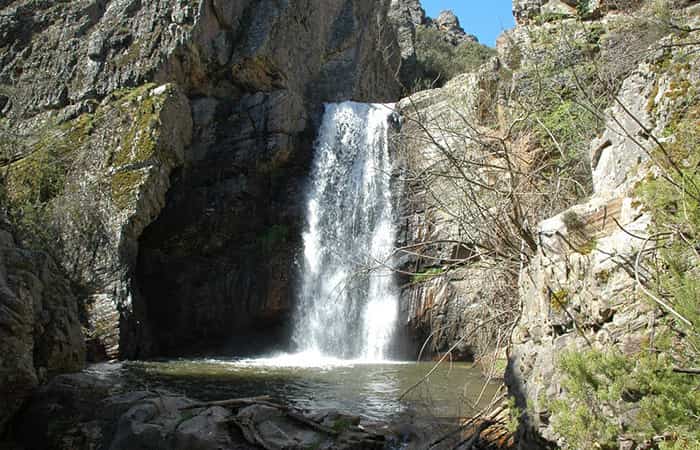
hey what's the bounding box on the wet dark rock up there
[11,371,393,450]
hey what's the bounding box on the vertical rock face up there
[132,0,404,357]
[394,66,514,360]
[1,0,403,359]
[389,0,424,88]
[0,217,84,432]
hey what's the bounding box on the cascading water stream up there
[292,102,399,361]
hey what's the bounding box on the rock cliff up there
[394,64,516,361]
[1,0,404,362]
[0,215,84,432]
[506,7,700,448]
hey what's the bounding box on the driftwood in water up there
[179,395,279,410]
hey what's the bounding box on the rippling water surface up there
[116,354,500,424]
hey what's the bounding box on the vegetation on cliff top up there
[414,25,496,90]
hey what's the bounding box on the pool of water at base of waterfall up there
[87,352,500,432]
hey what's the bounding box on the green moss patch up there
[110,83,175,169]
[111,170,147,210]
[411,267,445,283]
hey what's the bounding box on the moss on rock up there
[111,169,147,211]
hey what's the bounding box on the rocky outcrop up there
[511,0,665,23]
[394,64,514,360]
[388,2,482,90]
[397,6,699,447]
[506,20,700,449]
[432,11,479,45]
[1,0,404,360]
[389,0,423,87]
[0,217,84,433]
[2,81,193,360]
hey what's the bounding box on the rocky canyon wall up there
[394,0,700,447]
[0,0,405,364]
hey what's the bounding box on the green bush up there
[637,116,700,358]
[551,349,700,449]
[413,26,495,90]
[1,145,67,250]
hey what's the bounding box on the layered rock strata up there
[507,24,700,447]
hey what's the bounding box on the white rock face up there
[590,65,657,196]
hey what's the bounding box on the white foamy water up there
[292,102,399,361]
[223,352,409,369]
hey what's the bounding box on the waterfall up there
[292,102,399,361]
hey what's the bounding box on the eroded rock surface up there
[0,0,404,361]
[394,64,512,360]
[506,27,700,448]
[0,217,84,433]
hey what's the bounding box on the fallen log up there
[179,395,279,410]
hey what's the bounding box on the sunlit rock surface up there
[506,27,700,448]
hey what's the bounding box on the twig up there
[399,312,510,401]
[287,410,340,435]
[452,420,494,450]
[634,234,693,328]
[672,367,700,375]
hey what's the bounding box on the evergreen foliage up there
[413,26,495,90]
[551,350,700,449]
